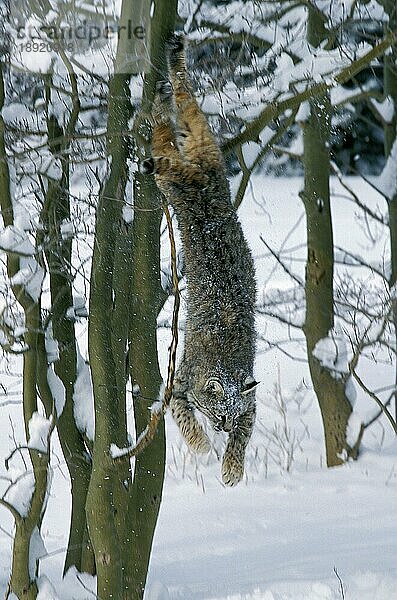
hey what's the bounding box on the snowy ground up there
[1,177,396,599]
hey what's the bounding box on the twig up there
[351,368,397,434]
[75,573,101,600]
[113,202,180,463]
[363,391,395,430]
[331,162,386,226]
[0,524,12,538]
[259,235,304,287]
[333,567,346,600]
[0,497,21,522]
[5,444,48,470]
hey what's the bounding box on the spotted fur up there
[146,35,257,486]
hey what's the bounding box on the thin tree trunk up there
[301,9,355,465]
[0,66,50,600]
[382,0,397,419]
[125,174,165,600]
[124,2,177,598]
[10,307,51,600]
[41,82,95,575]
[86,70,132,598]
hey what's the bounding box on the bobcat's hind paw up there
[166,34,185,70]
[221,450,244,487]
[166,33,184,54]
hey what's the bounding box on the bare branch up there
[331,162,386,226]
[259,235,304,287]
[350,368,397,434]
[222,28,397,154]
[0,497,22,523]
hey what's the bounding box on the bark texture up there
[301,9,355,466]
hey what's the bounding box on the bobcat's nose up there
[214,415,233,432]
[221,416,233,432]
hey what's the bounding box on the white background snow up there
[0,176,396,599]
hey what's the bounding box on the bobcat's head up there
[191,372,259,432]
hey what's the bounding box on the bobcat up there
[142,35,257,486]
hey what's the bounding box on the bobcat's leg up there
[171,367,211,453]
[222,406,256,486]
[142,81,209,187]
[166,35,223,170]
[171,394,211,453]
[142,81,181,176]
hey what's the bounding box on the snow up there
[65,296,88,321]
[45,323,60,363]
[37,576,58,600]
[28,412,53,454]
[3,472,35,518]
[57,567,96,599]
[39,157,63,181]
[29,527,47,579]
[47,368,66,417]
[60,220,74,240]
[11,257,45,302]
[0,226,36,256]
[242,142,262,170]
[122,201,134,224]
[345,376,357,407]
[377,138,397,201]
[295,101,310,123]
[144,442,397,600]
[313,328,351,379]
[346,411,362,447]
[1,175,396,599]
[73,348,95,441]
[18,50,53,75]
[371,96,395,125]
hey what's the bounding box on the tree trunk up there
[42,85,94,575]
[382,0,397,419]
[301,8,355,465]
[86,0,178,596]
[1,67,51,599]
[125,174,165,600]
[86,70,132,599]
[10,307,48,600]
[123,2,177,598]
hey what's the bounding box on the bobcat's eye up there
[204,377,224,397]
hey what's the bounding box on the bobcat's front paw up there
[171,396,211,454]
[221,449,244,486]
[184,423,211,454]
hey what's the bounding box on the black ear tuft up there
[242,376,260,395]
[140,158,155,174]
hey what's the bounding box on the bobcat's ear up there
[241,376,260,396]
[203,377,224,397]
